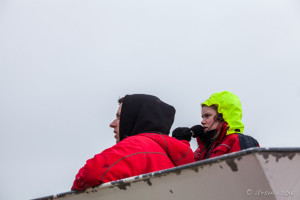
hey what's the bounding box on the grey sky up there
[1,0,300,199]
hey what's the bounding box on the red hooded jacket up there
[194,123,259,161]
[72,133,194,190]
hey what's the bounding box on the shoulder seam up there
[100,151,168,182]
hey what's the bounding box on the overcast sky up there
[1,0,300,199]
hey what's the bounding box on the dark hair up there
[118,97,124,104]
[202,104,220,119]
[202,104,224,141]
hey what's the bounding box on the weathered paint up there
[225,158,238,172]
[116,182,130,190]
[143,178,152,186]
[192,166,199,173]
[261,152,296,162]
[32,148,300,200]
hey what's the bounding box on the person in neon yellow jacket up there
[172,91,259,161]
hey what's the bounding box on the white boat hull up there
[33,148,300,200]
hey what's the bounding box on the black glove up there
[190,125,204,138]
[191,125,215,146]
[172,127,192,142]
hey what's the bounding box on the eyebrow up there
[202,112,211,117]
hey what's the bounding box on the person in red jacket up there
[172,91,259,161]
[71,94,195,191]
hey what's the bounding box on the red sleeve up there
[71,138,146,191]
[209,135,239,159]
[193,137,206,161]
[71,152,110,191]
[180,140,191,147]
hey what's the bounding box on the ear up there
[217,114,223,121]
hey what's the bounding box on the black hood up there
[119,94,176,141]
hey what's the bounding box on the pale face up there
[109,103,122,143]
[201,106,219,132]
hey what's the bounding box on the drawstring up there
[204,122,226,159]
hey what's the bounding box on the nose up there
[201,118,205,126]
[110,119,116,128]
